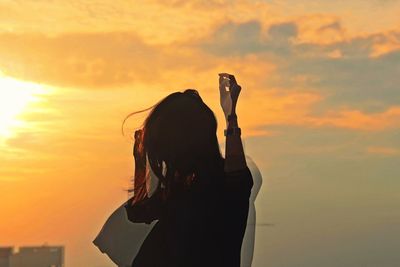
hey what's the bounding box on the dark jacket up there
[125,166,253,267]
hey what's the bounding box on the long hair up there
[123,89,224,205]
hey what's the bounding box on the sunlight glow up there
[0,72,48,139]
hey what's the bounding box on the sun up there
[0,73,48,139]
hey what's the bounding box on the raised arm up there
[219,73,247,172]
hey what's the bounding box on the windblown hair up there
[123,89,224,203]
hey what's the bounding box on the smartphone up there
[219,73,231,92]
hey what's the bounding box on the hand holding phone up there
[218,73,242,120]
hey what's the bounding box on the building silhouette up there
[0,247,13,267]
[0,246,64,267]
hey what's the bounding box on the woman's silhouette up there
[96,73,254,267]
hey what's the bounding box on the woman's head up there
[125,89,223,198]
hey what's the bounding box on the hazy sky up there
[0,1,399,266]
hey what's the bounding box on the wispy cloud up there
[367,146,400,156]
[0,1,399,138]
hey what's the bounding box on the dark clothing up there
[125,166,253,267]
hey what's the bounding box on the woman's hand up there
[219,73,247,172]
[219,73,242,121]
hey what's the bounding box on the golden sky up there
[1,1,400,266]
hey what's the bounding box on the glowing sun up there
[0,73,48,139]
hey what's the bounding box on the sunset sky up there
[1,1,400,266]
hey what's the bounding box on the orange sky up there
[1,1,400,266]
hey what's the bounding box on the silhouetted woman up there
[124,73,253,267]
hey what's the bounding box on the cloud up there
[266,22,298,55]
[367,146,400,156]
[198,18,400,117]
[0,0,273,44]
[370,31,400,57]
[285,48,400,113]
[244,89,400,133]
[0,14,399,134]
[0,29,281,89]
[201,20,298,56]
[202,20,265,56]
[146,0,233,8]
[239,88,322,136]
[303,106,400,131]
[0,32,199,88]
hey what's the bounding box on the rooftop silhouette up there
[0,245,64,267]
